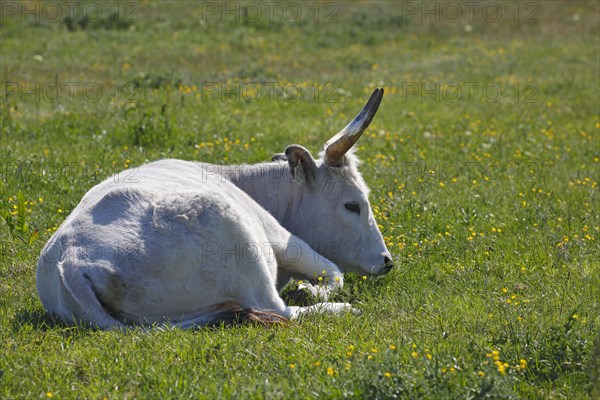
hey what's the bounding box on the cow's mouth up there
[354,257,394,276]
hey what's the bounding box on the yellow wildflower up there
[492,350,500,361]
[519,359,527,370]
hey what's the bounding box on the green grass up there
[1,1,599,398]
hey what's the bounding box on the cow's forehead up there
[316,157,371,196]
[342,169,370,196]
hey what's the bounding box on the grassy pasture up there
[1,0,599,398]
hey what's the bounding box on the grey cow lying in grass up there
[36,88,393,329]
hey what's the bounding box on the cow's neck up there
[221,162,301,228]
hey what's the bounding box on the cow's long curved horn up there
[324,88,384,166]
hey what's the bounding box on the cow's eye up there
[344,202,360,215]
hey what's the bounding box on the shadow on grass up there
[12,308,71,333]
[11,308,287,333]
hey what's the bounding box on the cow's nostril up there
[383,256,394,270]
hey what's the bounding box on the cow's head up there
[273,88,393,276]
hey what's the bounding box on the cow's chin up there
[341,263,389,277]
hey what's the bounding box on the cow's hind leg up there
[55,261,126,330]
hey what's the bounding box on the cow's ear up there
[285,145,317,184]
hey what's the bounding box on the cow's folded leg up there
[270,232,344,291]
